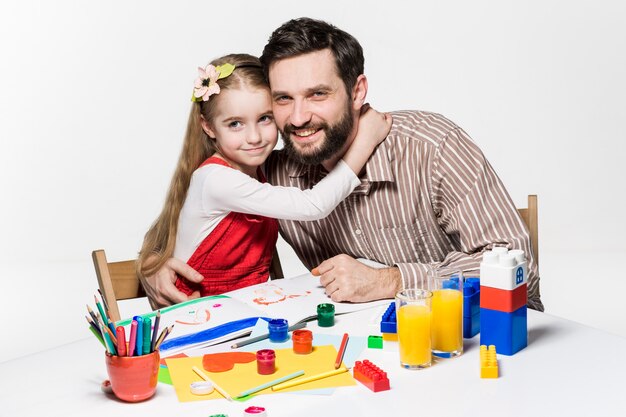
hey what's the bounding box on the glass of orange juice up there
[429,270,464,358]
[395,289,433,369]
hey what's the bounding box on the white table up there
[1,309,625,417]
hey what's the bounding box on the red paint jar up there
[256,349,276,375]
[292,329,313,354]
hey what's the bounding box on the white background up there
[1,0,625,363]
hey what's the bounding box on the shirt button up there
[355,229,362,235]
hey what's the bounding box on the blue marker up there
[135,316,144,356]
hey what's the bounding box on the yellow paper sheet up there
[166,344,356,402]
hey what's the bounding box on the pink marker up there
[128,320,138,357]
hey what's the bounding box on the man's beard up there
[280,104,354,165]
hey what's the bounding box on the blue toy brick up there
[480,306,527,355]
[462,277,480,338]
[464,313,480,338]
[380,302,397,334]
[464,278,481,318]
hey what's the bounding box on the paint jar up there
[244,406,268,417]
[104,350,159,402]
[256,349,276,375]
[268,318,289,342]
[292,329,313,354]
[317,303,335,327]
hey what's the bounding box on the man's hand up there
[139,257,204,308]
[313,254,402,302]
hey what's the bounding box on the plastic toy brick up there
[480,345,498,378]
[480,283,527,313]
[353,360,390,392]
[380,302,397,334]
[480,306,527,355]
[464,278,481,317]
[464,314,480,339]
[382,333,397,341]
[464,278,480,338]
[368,335,383,349]
[480,248,527,290]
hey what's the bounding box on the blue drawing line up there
[159,317,268,352]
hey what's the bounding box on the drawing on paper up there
[252,283,312,306]
[174,302,223,325]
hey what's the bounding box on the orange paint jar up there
[292,329,313,354]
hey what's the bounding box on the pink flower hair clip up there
[191,63,235,102]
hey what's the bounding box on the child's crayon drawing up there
[252,283,312,306]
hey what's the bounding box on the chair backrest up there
[516,194,539,266]
[92,248,285,322]
[92,249,145,322]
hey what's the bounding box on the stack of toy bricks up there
[479,247,528,355]
[380,302,397,341]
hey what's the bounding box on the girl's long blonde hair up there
[137,53,268,279]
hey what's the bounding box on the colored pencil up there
[99,317,117,348]
[86,305,99,328]
[106,319,117,337]
[154,325,174,351]
[150,310,161,352]
[335,333,349,369]
[100,320,117,355]
[94,295,108,323]
[192,365,232,401]
[97,289,109,313]
[230,321,307,349]
[272,367,348,391]
[85,315,100,334]
[236,370,305,398]
[88,326,105,347]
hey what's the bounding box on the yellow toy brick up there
[382,333,398,341]
[480,345,499,378]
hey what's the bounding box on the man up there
[142,17,543,311]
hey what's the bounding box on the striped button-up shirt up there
[265,110,543,311]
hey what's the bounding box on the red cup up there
[105,351,159,402]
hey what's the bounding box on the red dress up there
[175,157,279,296]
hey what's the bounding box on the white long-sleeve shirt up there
[174,159,360,262]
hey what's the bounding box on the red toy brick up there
[353,360,390,392]
[480,284,527,313]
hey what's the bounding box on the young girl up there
[138,53,391,297]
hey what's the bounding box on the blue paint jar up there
[268,319,289,342]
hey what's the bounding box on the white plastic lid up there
[190,381,214,395]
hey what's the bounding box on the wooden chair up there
[516,194,539,266]
[92,248,284,323]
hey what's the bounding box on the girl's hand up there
[354,104,392,148]
[341,105,392,175]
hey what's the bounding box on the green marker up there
[143,316,152,354]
